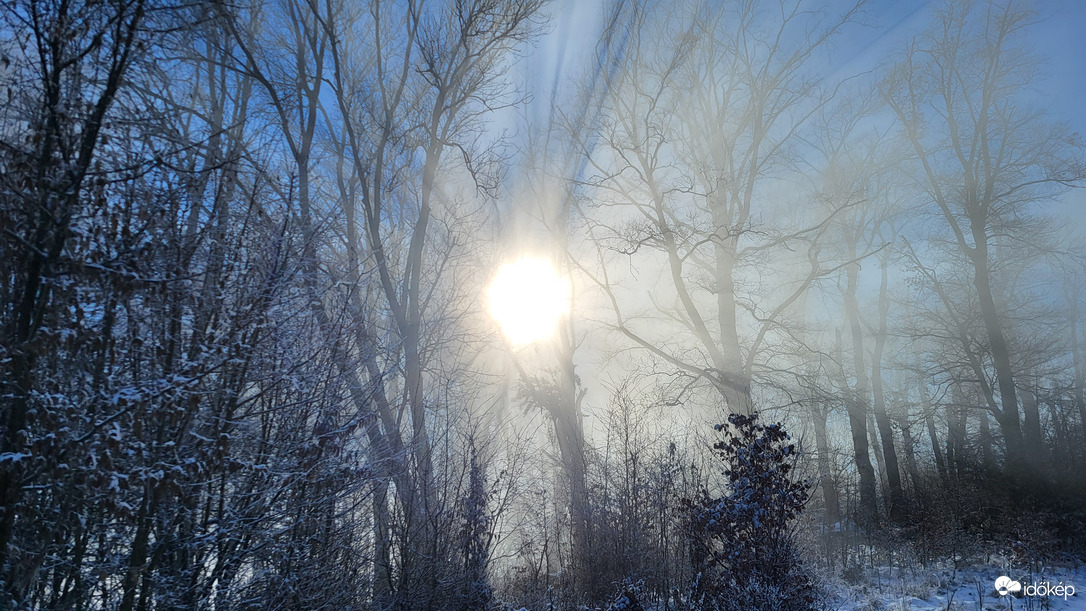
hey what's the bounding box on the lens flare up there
[486,258,570,346]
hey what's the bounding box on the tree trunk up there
[846,404,879,528]
[1020,382,1044,466]
[373,481,393,609]
[868,413,887,493]
[712,219,753,416]
[119,484,157,611]
[979,407,995,471]
[554,334,590,594]
[895,411,921,494]
[842,261,880,526]
[970,233,1025,473]
[921,382,948,486]
[947,385,967,480]
[871,258,905,519]
[811,404,841,526]
[1071,312,1086,456]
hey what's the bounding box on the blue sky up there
[1031,1,1086,227]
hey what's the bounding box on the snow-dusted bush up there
[685,413,817,610]
[604,578,646,610]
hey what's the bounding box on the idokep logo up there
[995,576,1021,596]
[995,575,1076,601]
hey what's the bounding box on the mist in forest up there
[2,0,1086,609]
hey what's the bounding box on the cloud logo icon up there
[995,576,1022,596]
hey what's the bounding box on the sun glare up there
[486,258,570,346]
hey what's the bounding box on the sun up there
[486,258,570,346]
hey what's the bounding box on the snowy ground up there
[832,562,1086,610]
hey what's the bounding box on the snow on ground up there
[832,562,1086,610]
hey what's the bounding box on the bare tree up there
[0,0,148,601]
[882,0,1085,474]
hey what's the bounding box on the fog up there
[1,0,1085,609]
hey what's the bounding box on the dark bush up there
[604,578,646,610]
[685,413,817,611]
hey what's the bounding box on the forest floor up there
[832,561,1086,610]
